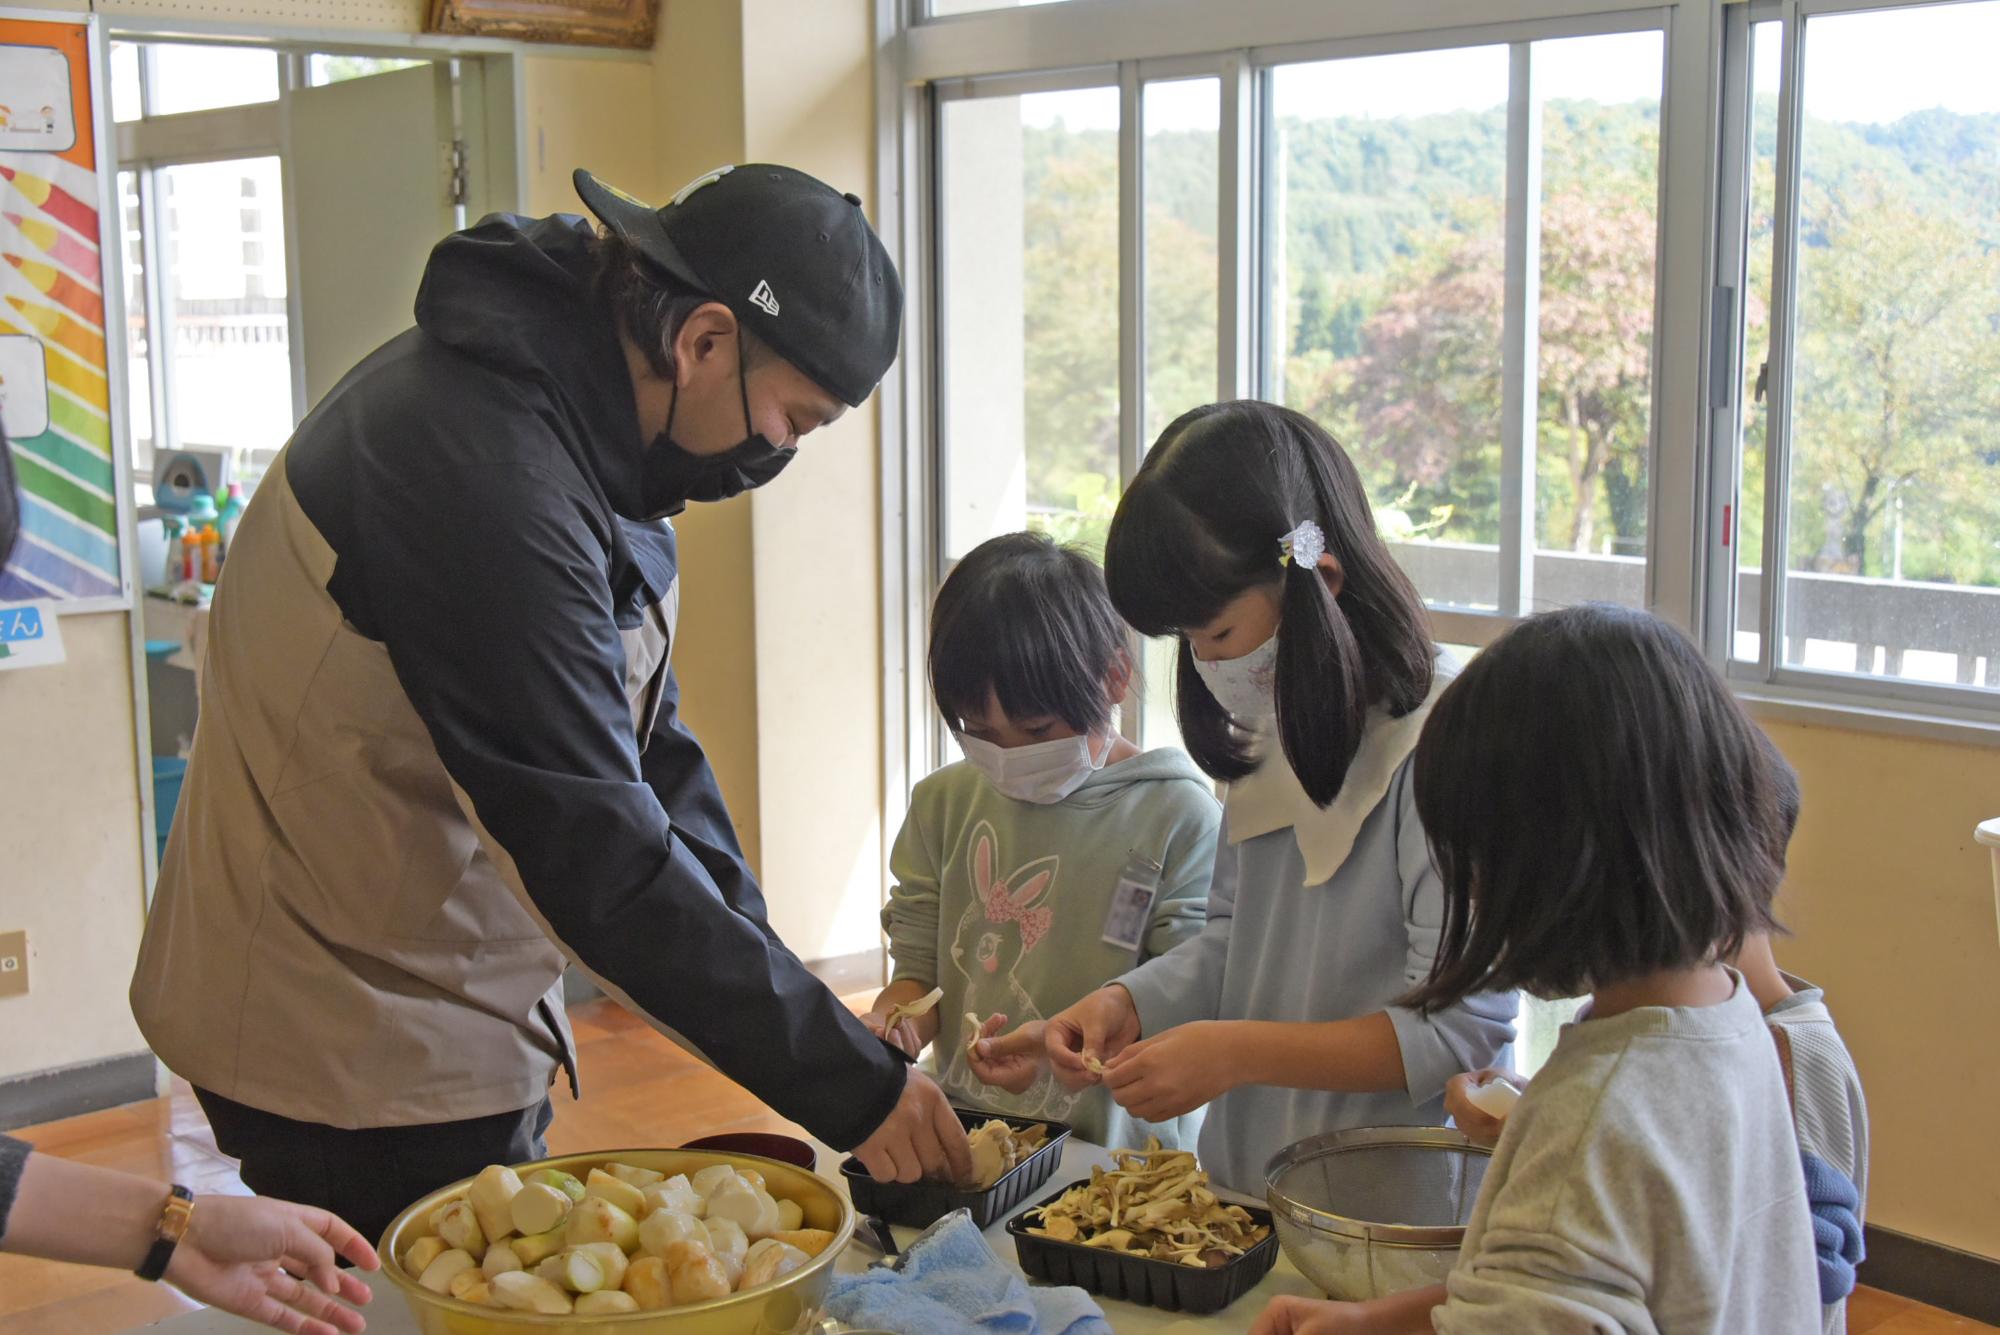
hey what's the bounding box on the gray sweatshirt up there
[1433,974,1821,1334]
[1771,975,1869,1335]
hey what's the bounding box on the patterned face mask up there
[1192,630,1279,724]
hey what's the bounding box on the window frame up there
[1708,0,2000,735]
[879,0,2000,816]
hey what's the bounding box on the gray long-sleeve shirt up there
[1117,754,1517,1194]
[1433,974,1821,1334]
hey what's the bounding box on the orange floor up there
[0,997,1988,1334]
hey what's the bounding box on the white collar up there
[1223,653,1457,885]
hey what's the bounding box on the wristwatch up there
[136,1185,194,1282]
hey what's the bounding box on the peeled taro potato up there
[559,1247,610,1294]
[510,1226,567,1268]
[481,1243,522,1278]
[705,1174,781,1237]
[639,1208,706,1258]
[528,1169,587,1204]
[578,1241,630,1291]
[607,1162,666,1191]
[770,1227,837,1258]
[738,1238,809,1291]
[402,1235,449,1277]
[702,1216,748,1286]
[418,1248,478,1295]
[691,1164,738,1199]
[468,1165,523,1244]
[448,1267,489,1302]
[585,1168,647,1219]
[510,1183,574,1237]
[565,1197,640,1252]
[774,1199,805,1232]
[663,1239,733,1305]
[576,1290,642,1315]
[490,1271,574,1314]
[431,1200,487,1262]
[622,1255,672,1311]
[641,1175,702,1220]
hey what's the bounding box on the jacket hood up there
[1063,746,1216,809]
[415,213,663,519]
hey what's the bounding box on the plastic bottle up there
[217,483,246,563]
[200,529,220,584]
[162,517,186,589]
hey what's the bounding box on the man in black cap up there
[130,165,971,1240]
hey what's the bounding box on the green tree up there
[1790,181,2000,579]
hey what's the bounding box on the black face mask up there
[0,425,19,571]
[639,334,795,519]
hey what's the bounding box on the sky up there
[1013,2,2000,132]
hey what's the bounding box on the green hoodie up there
[884,747,1222,1149]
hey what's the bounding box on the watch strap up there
[136,1185,194,1282]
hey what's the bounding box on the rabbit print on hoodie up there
[882,748,1221,1148]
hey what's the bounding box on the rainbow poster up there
[0,14,121,605]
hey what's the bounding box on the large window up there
[899,0,1997,774]
[938,82,1121,562]
[1270,32,1663,622]
[110,42,448,488]
[1724,1,2000,698]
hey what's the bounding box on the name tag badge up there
[1101,854,1164,952]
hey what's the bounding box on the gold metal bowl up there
[380,1148,855,1335]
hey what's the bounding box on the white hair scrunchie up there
[1279,518,1325,570]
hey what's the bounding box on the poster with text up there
[0,15,121,605]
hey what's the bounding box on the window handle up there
[1755,361,1770,404]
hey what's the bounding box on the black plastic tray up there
[841,1108,1072,1230]
[1006,1182,1282,1315]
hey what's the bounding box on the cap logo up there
[670,165,735,207]
[748,279,781,318]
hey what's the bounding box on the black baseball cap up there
[575,164,902,408]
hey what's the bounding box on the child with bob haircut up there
[1252,603,1820,1335]
[867,531,1221,1150]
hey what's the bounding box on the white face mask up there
[956,729,1113,805]
[1192,631,1279,724]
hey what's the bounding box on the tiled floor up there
[1,998,1989,1334]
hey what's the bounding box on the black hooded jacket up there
[130,214,906,1146]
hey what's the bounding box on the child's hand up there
[1045,986,1142,1091]
[1250,1295,1371,1334]
[1443,1068,1521,1147]
[1101,1021,1241,1121]
[862,1009,923,1060]
[967,1015,1046,1093]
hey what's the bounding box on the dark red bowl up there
[680,1132,818,1171]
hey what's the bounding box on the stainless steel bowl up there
[1264,1126,1492,1301]
[381,1147,854,1335]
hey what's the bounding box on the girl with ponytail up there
[1040,400,1517,1192]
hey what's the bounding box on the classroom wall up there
[648,0,762,878]
[1764,720,2000,1263]
[0,615,149,1083]
[0,0,773,1099]
[520,15,767,878]
[741,0,888,963]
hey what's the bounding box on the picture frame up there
[424,0,659,50]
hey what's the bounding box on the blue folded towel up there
[1800,1150,1864,1304]
[824,1211,1112,1335]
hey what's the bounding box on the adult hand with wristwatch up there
[0,1133,378,1334]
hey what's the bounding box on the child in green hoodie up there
[866,532,1223,1150]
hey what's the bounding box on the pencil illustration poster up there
[0,14,121,604]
